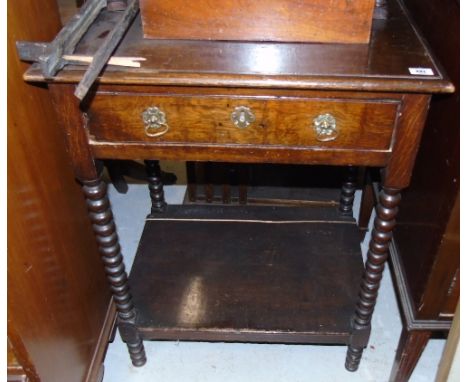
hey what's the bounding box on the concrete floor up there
[103,184,445,382]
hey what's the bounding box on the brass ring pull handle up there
[313,113,338,142]
[142,106,169,137]
[231,106,255,129]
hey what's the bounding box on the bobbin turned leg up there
[339,166,358,215]
[144,160,167,213]
[345,187,401,371]
[82,177,146,367]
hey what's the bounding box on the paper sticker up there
[409,67,435,76]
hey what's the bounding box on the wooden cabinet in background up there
[388,0,460,381]
[8,0,114,381]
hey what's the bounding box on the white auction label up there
[408,67,435,76]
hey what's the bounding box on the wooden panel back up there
[140,0,375,43]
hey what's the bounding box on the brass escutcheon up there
[313,113,338,142]
[231,106,255,129]
[142,106,169,137]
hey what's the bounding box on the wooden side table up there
[23,0,453,374]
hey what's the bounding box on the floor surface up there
[103,184,445,382]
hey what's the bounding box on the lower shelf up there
[130,205,363,344]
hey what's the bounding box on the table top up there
[25,0,453,93]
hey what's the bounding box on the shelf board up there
[130,205,363,344]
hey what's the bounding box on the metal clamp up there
[16,0,140,101]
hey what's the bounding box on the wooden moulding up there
[140,0,376,44]
[129,204,364,344]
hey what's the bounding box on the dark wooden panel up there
[394,0,459,318]
[140,0,375,43]
[24,0,453,94]
[88,91,398,150]
[130,205,363,343]
[8,0,111,381]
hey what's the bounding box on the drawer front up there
[88,94,398,151]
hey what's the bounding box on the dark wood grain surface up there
[24,0,453,94]
[130,205,363,343]
[140,0,375,43]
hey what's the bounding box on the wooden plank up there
[17,44,145,67]
[140,0,376,43]
[130,205,363,343]
[63,54,145,67]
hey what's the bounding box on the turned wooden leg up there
[345,187,401,371]
[82,177,146,367]
[186,162,198,203]
[339,166,358,215]
[358,170,375,241]
[389,329,431,382]
[144,160,167,213]
[238,163,249,205]
[204,162,214,203]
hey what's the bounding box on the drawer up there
[87,93,399,151]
